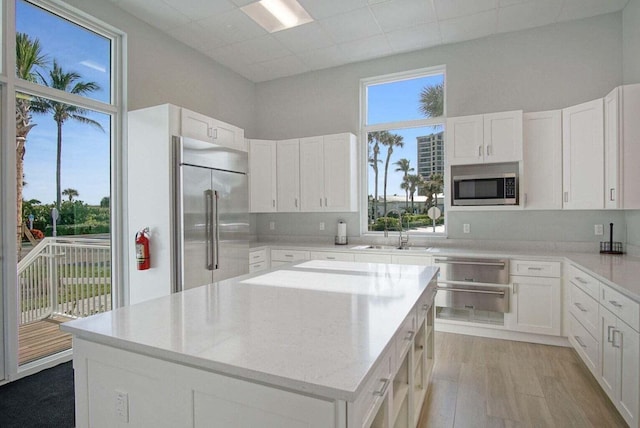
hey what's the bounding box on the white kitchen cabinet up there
[562,99,604,209]
[249,139,277,213]
[446,111,522,165]
[299,133,358,212]
[600,307,640,427]
[181,108,246,151]
[276,139,300,212]
[270,249,309,267]
[353,253,392,264]
[309,251,354,262]
[604,84,640,209]
[249,248,268,273]
[506,260,561,336]
[522,110,562,209]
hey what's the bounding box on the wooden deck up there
[18,316,74,366]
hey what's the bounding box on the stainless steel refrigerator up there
[173,136,249,292]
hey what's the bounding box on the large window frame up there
[359,65,447,236]
[1,0,126,380]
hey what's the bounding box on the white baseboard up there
[435,320,571,347]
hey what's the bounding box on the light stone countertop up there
[62,260,438,401]
[252,241,640,302]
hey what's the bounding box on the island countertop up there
[62,260,439,401]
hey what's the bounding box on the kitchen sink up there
[350,245,431,251]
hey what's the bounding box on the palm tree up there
[394,158,414,210]
[62,188,79,201]
[16,32,47,257]
[419,82,444,118]
[368,131,390,221]
[420,173,445,211]
[406,174,425,213]
[32,60,103,210]
[381,132,404,216]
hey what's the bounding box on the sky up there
[17,0,111,205]
[366,74,445,198]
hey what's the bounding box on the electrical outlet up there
[595,224,604,235]
[319,222,325,231]
[463,224,470,234]
[115,390,129,423]
[269,221,275,230]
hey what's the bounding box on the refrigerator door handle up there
[205,190,214,270]
[214,190,220,270]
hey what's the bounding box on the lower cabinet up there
[600,307,639,427]
[507,275,561,335]
[309,251,355,262]
[270,249,309,267]
[249,248,268,273]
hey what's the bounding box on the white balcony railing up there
[17,237,112,324]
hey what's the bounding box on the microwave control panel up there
[505,177,517,198]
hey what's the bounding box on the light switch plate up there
[463,224,470,234]
[595,224,604,235]
[115,390,129,422]
[269,221,275,230]
[319,222,325,231]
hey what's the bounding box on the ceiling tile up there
[228,35,293,64]
[273,22,335,53]
[318,7,383,44]
[196,8,267,45]
[385,23,442,53]
[434,0,497,20]
[297,45,352,70]
[498,0,563,33]
[162,0,236,21]
[252,55,312,82]
[116,0,190,30]
[338,34,393,63]
[297,0,369,20]
[206,44,253,70]
[498,0,530,6]
[558,0,629,22]
[167,23,226,52]
[229,0,256,6]
[439,10,497,44]
[371,0,438,32]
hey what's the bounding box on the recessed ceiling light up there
[241,0,313,33]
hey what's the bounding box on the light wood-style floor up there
[419,332,627,428]
[18,316,73,366]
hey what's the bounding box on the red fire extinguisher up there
[135,227,151,270]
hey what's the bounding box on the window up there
[361,67,446,234]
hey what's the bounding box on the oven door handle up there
[433,259,506,268]
[436,286,506,296]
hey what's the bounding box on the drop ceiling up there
[107,0,630,83]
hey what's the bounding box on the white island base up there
[64,261,438,427]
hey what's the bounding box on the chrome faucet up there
[383,209,409,248]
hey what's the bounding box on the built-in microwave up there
[452,173,518,206]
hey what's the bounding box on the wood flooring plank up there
[485,364,521,421]
[419,379,457,428]
[454,363,489,428]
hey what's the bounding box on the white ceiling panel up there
[318,7,383,44]
[434,0,497,21]
[497,0,563,34]
[273,22,334,53]
[370,0,437,32]
[108,0,630,83]
[439,10,497,44]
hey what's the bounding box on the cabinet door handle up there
[319,198,322,207]
[284,254,293,258]
[326,256,336,260]
[574,336,587,348]
[527,267,543,271]
[610,188,615,201]
[422,303,430,311]
[609,300,623,308]
[324,197,328,207]
[373,378,390,396]
[272,199,275,208]
[295,198,298,208]
[486,145,491,156]
[207,127,213,138]
[612,329,621,348]
[575,277,588,285]
[564,192,569,203]
[524,193,528,204]
[478,145,482,157]
[212,128,218,139]
[574,302,587,313]
[405,330,415,341]
[607,325,615,343]
[513,283,518,294]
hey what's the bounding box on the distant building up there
[417,131,444,179]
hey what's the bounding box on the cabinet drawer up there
[569,282,599,336]
[568,313,599,375]
[510,260,561,277]
[600,284,640,332]
[309,251,354,262]
[352,348,393,426]
[249,249,267,264]
[249,261,267,273]
[395,313,416,364]
[416,285,437,327]
[270,249,309,262]
[567,265,600,299]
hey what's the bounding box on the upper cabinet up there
[299,133,358,212]
[276,139,301,212]
[249,139,277,213]
[605,84,640,209]
[562,99,604,210]
[446,110,523,165]
[181,108,246,152]
[523,110,563,210]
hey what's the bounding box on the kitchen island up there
[62,260,439,428]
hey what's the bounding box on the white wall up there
[623,0,640,84]
[61,0,256,135]
[252,13,625,243]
